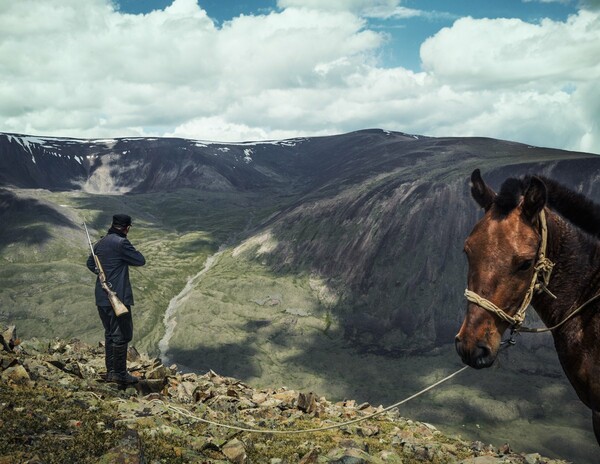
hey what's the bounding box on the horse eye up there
[517,259,534,272]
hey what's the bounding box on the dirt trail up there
[158,246,225,365]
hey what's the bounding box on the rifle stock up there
[84,222,129,317]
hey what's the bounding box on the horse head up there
[455,169,548,369]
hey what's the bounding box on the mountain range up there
[1,129,599,462]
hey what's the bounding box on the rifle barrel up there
[83,222,96,256]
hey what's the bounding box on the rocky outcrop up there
[0,327,570,463]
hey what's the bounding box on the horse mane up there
[538,176,600,238]
[494,175,600,238]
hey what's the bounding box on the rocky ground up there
[0,325,571,464]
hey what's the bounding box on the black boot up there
[111,343,138,385]
[103,341,115,382]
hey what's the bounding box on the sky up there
[1,0,599,153]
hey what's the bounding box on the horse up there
[455,169,600,446]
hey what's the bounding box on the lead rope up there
[518,291,600,334]
[146,365,469,435]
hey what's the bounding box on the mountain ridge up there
[2,129,597,195]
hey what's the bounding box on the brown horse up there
[455,169,600,446]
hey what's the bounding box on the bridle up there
[464,207,600,337]
[464,209,556,332]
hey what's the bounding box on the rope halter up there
[464,209,556,330]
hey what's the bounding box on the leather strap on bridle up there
[464,209,556,331]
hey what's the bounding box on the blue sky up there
[1,0,599,152]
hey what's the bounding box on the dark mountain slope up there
[1,129,599,355]
[246,135,600,352]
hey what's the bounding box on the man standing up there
[87,214,145,385]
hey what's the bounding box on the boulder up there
[222,438,247,464]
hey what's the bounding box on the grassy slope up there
[0,188,277,354]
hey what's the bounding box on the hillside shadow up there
[0,188,74,252]
[165,340,261,380]
[69,189,271,240]
[162,319,273,379]
[280,330,599,463]
[248,156,600,357]
[161,333,598,463]
[159,321,598,462]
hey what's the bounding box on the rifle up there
[83,221,129,317]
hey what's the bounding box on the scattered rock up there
[297,391,318,414]
[0,325,19,351]
[285,308,311,317]
[0,327,573,464]
[146,365,170,379]
[499,443,512,455]
[460,457,506,464]
[327,447,377,464]
[299,448,320,464]
[221,438,247,464]
[525,454,544,464]
[1,364,31,384]
[127,345,142,362]
[134,379,167,396]
[251,295,282,307]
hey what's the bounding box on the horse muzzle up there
[454,335,496,369]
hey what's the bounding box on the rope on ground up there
[151,365,470,435]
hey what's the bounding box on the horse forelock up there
[493,177,526,215]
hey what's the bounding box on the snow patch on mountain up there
[4,134,120,163]
[190,137,308,149]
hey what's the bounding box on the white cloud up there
[276,0,424,19]
[166,116,330,142]
[420,11,600,88]
[523,0,571,4]
[277,0,399,15]
[0,0,599,153]
[418,10,600,151]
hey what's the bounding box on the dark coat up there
[86,230,145,306]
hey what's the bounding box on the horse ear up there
[471,169,495,210]
[522,176,547,221]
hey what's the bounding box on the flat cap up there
[112,214,132,227]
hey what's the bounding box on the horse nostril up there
[455,337,495,369]
[472,342,494,369]
[476,342,491,359]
